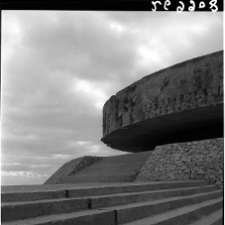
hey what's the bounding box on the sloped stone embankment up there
[44,156,102,184]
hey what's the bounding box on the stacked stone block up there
[135,138,223,189]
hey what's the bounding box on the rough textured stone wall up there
[103,51,223,137]
[44,156,102,184]
[135,138,223,189]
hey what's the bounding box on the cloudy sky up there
[2,11,223,185]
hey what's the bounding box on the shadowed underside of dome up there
[101,51,223,152]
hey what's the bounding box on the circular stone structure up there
[101,51,223,152]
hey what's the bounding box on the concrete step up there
[2,181,207,203]
[2,197,89,222]
[2,192,222,224]
[2,184,217,221]
[61,174,138,183]
[2,208,116,225]
[110,190,223,224]
[188,209,223,225]
[66,180,210,198]
[122,198,223,225]
[1,189,67,203]
[90,185,218,209]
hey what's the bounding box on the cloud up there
[2,11,223,185]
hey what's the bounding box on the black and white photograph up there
[1,8,224,225]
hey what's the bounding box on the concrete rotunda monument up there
[101,51,223,152]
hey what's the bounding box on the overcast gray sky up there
[2,11,223,185]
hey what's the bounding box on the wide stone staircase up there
[58,151,153,183]
[2,180,223,224]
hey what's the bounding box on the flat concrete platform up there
[1,181,187,193]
